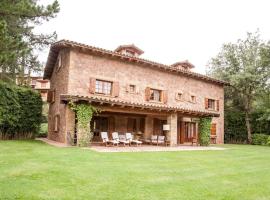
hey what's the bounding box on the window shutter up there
[145,87,150,101]
[216,100,219,111]
[211,123,217,135]
[162,90,168,104]
[112,81,120,97]
[205,98,208,109]
[89,78,96,94]
[47,90,55,103]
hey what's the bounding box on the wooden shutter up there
[211,123,217,135]
[47,90,52,103]
[112,81,120,97]
[161,90,168,104]
[205,98,208,109]
[145,87,150,101]
[216,100,220,111]
[89,78,96,94]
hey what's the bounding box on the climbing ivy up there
[69,102,99,147]
[198,117,212,146]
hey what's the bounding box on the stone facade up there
[45,41,225,145]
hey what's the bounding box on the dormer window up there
[125,50,135,56]
[115,44,144,57]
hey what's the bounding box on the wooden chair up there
[112,132,129,146]
[126,133,142,146]
[101,132,118,146]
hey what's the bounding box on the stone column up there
[144,116,153,139]
[167,113,178,146]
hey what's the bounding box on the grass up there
[0,141,270,200]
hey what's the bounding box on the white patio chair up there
[112,132,129,146]
[157,136,165,146]
[151,135,158,145]
[101,132,118,146]
[126,133,142,146]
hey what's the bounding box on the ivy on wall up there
[199,117,212,146]
[69,101,99,147]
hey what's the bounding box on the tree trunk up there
[245,111,252,143]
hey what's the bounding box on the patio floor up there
[37,138,226,152]
[90,145,226,152]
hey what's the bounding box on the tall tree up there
[0,0,59,83]
[208,32,270,143]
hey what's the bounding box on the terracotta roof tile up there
[44,40,229,86]
[60,94,220,117]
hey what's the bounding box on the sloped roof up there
[114,44,144,55]
[60,94,220,117]
[44,40,228,86]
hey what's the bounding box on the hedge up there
[251,134,270,146]
[198,117,212,146]
[0,81,43,139]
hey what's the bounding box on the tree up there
[0,0,59,83]
[208,32,270,143]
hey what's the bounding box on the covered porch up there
[61,95,220,146]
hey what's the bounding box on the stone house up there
[44,40,227,146]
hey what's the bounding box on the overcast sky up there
[37,0,270,74]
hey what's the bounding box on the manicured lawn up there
[0,141,270,200]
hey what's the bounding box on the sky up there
[37,0,270,74]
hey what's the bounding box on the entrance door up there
[184,122,196,143]
[153,118,166,135]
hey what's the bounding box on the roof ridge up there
[45,39,228,85]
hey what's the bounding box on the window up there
[150,89,161,101]
[208,99,215,109]
[177,93,183,100]
[54,115,60,132]
[125,50,135,56]
[56,54,62,71]
[95,80,112,95]
[191,95,196,103]
[129,85,136,93]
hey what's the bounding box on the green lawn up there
[0,141,270,200]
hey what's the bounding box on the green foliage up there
[69,102,98,147]
[37,123,48,138]
[198,117,212,146]
[0,0,60,82]
[251,134,269,145]
[0,81,42,139]
[267,137,270,146]
[208,31,270,142]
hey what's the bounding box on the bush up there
[37,123,48,138]
[0,81,42,139]
[199,117,212,146]
[267,137,270,146]
[251,134,269,145]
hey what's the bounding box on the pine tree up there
[0,0,60,83]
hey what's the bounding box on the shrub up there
[251,134,269,145]
[0,81,42,139]
[37,123,48,138]
[267,136,270,146]
[199,117,212,146]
